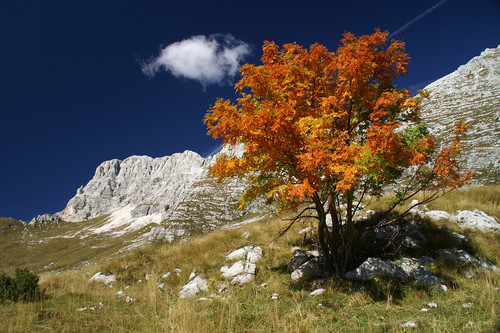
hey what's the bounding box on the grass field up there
[1,186,499,332]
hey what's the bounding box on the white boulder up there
[89,272,116,285]
[179,275,209,298]
[455,210,500,232]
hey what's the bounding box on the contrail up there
[389,0,450,39]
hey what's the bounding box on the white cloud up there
[142,34,251,88]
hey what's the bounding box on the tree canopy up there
[204,30,471,274]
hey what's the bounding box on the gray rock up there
[438,249,499,273]
[345,257,408,281]
[373,220,427,252]
[411,266,444,286]
[288,250,319,272]
[291,257,325,281]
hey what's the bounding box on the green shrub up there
[0,268,40,302]
[0,272,15,302]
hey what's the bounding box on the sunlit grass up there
[1,186,499,332]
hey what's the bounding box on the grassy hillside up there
[0,186,499,332]
[0,215,154,274]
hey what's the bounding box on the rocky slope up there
[420,45,500,183]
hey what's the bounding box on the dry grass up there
[365,185,500,219]
[1,186,499,332]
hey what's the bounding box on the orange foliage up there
[204,30,470,209]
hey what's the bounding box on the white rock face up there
[420,45,500,183]
[53,145,267,242]
[60,151,206,222]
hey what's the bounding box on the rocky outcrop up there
[60,151,207,222]
[420,45,500,183]
[29,214,62,228]
[221,245,263,285]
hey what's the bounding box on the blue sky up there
[1,0,499,221]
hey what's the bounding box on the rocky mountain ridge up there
[420,44,500,183]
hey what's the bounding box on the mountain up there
[419,45,500,183]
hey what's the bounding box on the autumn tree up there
[204,30,471,274]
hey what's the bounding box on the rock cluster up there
[221,245,263,285]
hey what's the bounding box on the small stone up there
[309,288,325,296]
[462,302,473,308]
[270,293,280,300]
[241,231,251,239]
[298,227,313,234]
[464,270,474,278]
[217,282,228,293]
[400,321,417,328]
